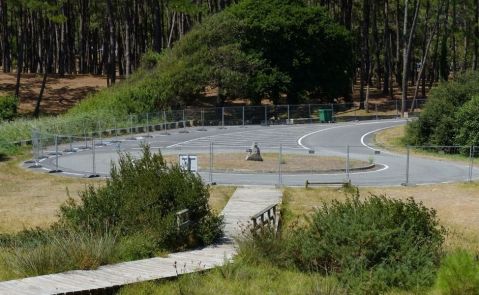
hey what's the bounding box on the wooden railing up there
[250,203,280,232]
[305,179,351,188]
[176,209,190,231]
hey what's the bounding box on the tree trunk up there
[411,0,443,112]
[107,0,116,85]
[474,0,478,70]
[360,0,371,109]
[14,10,24,99]
[401,0,420,116]
[1,0,10,72]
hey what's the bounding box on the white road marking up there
[360,126,401,151]
[297,120,405,150]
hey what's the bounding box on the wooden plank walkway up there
[0,186,282,295]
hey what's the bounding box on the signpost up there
[179,154,198,172]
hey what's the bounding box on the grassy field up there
[0,151,234,233]
[120,183,479,294]
[374,125,474,164]
[284,184,479,252]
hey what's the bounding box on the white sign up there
[179,154,198,172]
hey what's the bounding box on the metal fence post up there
[97,121,105,146]
[221,107,225,129]
[308,104,311,124]
[27,129,42,168]
[395,100,399,118]
[199,108,207,131]
[183,109,186,128]
[242,106,245,127]
[209,142,213,183]
[89,137,99,178]
[287,104,290,124]
[128,115,132,134]
[50,135,62,173]
[264,105,267,125]
[330,103,334,122]
[278,144,283,187]
[375,104,378,120]
[146,113,150,138]
[469,146,474,182]
[180,109,189,133]
[404,146,410,186]
[346,145,350,181]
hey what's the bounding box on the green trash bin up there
[318,109,333,123]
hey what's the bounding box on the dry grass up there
[374,125,473,164]
[284,182,479,251]
[164,153,368,173]
[0,152,235,233]
[208,186,236,213]
[0,152,98,232]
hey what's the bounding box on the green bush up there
[59,145,223,250]
[436,249,479,295]
[292,194,445,293]
[239,193,445,294]
[0,96,17,121]
[455,95,479,148]
[406,71,479,148]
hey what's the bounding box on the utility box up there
[318,109,333,123]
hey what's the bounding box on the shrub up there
[436,249,479,295]
[0,96,17,121]
[59,145,223,251]
[455,95,479,148]
[406,71,479,148]
[1,229,116,277]
[290,194,445,293]
[239,193,445,294]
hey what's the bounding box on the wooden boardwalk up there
[0,186,282,295]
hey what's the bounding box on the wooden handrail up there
[305,180,351,188]
[176,209,190,231]
[251,203,279,231]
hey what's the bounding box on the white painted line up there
[360,126,399,151]
[297,120,406,150]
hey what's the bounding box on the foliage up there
[455,95,479,148]
[0,145,222,278]
[58,145,223,250]
[436,249,479,295]
[119,259,345,295]
[229,0,354,103]
[0,229,116,277]
[406,71,479,148]
[238,193,445,294]
[70,0,352,115]
[0,96,17,121]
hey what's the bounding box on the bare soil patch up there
[0,72,107,115]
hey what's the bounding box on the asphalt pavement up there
[29,119,479,187]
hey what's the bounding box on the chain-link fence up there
[28,126,478,186]
[14,100,428,147]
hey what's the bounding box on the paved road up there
[30,119,479,186]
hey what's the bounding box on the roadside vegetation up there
[123,185,479,294]
[405,71,479,152]
[0,146,224,279]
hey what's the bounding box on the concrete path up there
[0,186,282,295]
